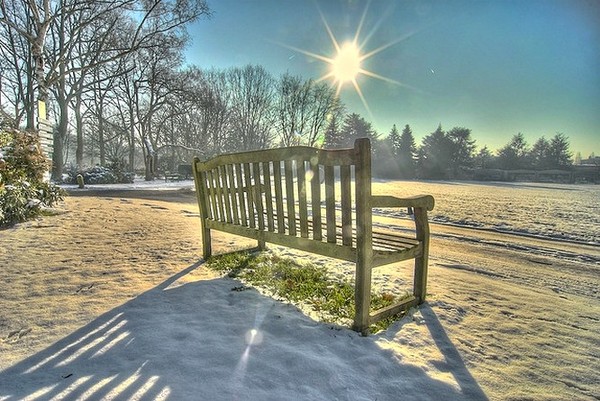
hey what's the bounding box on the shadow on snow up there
[0,261,487,400]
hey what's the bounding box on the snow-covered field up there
[1,179,598,400]
[372,180,600,245]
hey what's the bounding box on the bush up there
[63,162,134,185]
[0,128,65,227]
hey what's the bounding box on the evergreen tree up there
[548,133,572,168]
[323,113,343,148]
[375,125,401,178]
[496,133,530,169]
[530,137,551,169]
[339,113,379,147]
[447,127,476,172]
[419,124,452,179]
[474,146,493,168]
[388,124,401,157]
[398,124,416,179]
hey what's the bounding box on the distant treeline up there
[335,122,588,181]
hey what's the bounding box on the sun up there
[273,4,417,116]
[331,41,362,84]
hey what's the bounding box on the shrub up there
[63,162,134,185]
[0,128,65,227]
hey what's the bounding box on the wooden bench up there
[192,138,434,334]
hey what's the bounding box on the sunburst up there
[275,3,418,116]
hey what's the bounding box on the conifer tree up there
[398,124,416,179]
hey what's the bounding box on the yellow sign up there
[38,100,46,120]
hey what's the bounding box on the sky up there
[185,0,599,157]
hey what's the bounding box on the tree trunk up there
[128,107,135,171]
[75,95,84,168]
[52,98,68,179]
[98,99,106,166]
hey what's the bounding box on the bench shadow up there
[385,304,489,401]
[0,262,486,400]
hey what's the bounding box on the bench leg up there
[202,228,212,259]
[414,255,428,303]
[352,257,372,335]
[413,208,430,303]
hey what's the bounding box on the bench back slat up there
[324,165,336,243]
[340,165,353,247]
[242,163,255,228]
[297,160,309,238]
[310,160,322,241]
[252,162,265,231]
[273,161,285,233]
[219,165,233,223]
[284,160,297,236]
[262,162,275,232]
[226,164,239,225]
[234,164,247,226]
[207,170,218,220]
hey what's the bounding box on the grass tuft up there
[205,250,409,333]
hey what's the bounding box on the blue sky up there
[186,0,599,156]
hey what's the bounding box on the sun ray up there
[358,69,402,85]
[360,69,428,94]
[360,30,418,61]
[354,0,371,47]
[271,40,333,64]
[317,5,341,53]
[352,79,372,117]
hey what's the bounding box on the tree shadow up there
[0,262,486,400]
[66,187,197,204]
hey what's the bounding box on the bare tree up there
[227,65,276,151]
[0,0,210,178]
[276,73,311,146]
[0,10,35,127]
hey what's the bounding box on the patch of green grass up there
[205,251,410,333]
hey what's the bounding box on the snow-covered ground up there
[1,179,598,400]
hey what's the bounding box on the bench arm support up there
[371,194,435,211]
[371,194,434,303]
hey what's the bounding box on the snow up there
[1,179,598,400]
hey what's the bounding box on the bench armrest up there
[371,194,435,211]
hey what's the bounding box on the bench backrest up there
[192,138,372,249]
